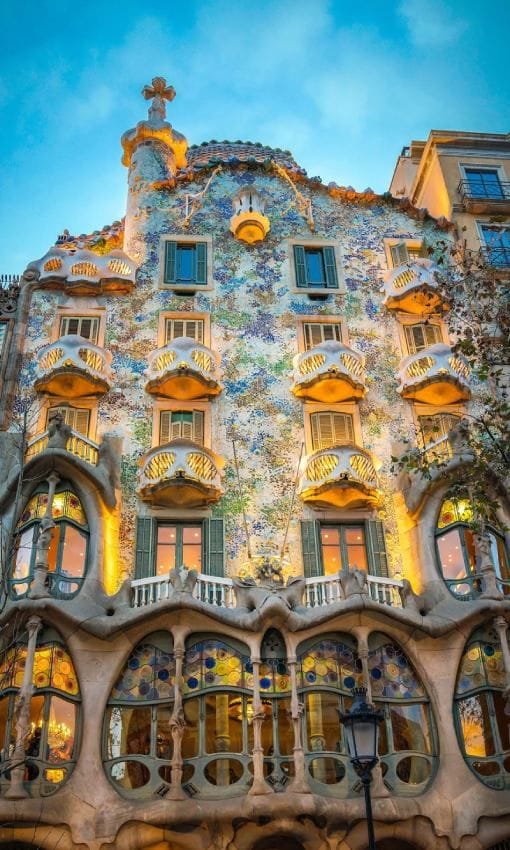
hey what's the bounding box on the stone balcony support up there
[138,438,224,508]
[398,343,470,404]
[383,259,444,314]
[292,341,366,403]
[298,444,381,509]
[35,334,113,398]
[145,337,222,400]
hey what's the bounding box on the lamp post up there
[339,687,383,850]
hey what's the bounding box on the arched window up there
[257,629,293,789]
[0,629,80,796]
[368,633,436,794]
[435,492,509,598]
[183,635,253,795]
[298,634,362,795]
[104,632,175,796]
[454,625,509,789]
[11,484,89,599]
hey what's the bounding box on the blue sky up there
[1,0,509,272]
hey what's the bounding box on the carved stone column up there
[493,617,510,705]
[356,630,388,798]
[168,645,186,799]
[288,657,310,792]
[248,658,272,795]
[29,472,60,599]
[478,534,504,599]
[6,615,42,799]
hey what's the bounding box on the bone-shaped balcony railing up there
[298,444,380,508]
[145,337,222,398]
[398,343,470,401]
[26,247,137,290]
[292,341,366,401]
[35,335,113,396]
[383,259,443,313]
[138,438,224,506]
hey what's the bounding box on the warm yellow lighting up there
[103,506,121,595]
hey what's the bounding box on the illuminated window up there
[163,241,207,287]
[0,632,80,796]
[319,525,368,574]
[436,492,509,598]
[46,405,90,436]
[134,517,224,579]
[11,484,88,599]
[294,245,338,290]
[302,321,341,350]
[455,625,510,789]
[159,409,204,444]
[104,632,175,796]
[155,523,202,575]
[301,520,388,579]
[310,411,354,450]
[165,317,204,344]
[403,322,442,354]
[59,316,99,343]
[389,241,427,267]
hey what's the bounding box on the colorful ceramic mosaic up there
[298,639,362,691]
[0,644,79,696]
[456,637,506,695]
[111,643,176,701]
[368,642,425,700]
[183,640,252,694]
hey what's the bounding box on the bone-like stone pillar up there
[29,472,60,599]
[6,615,42,799]
[168,645,186,800]
[355,629,388,798]
[493,616,510,699]
[288,657,310,792]
[248,658,272,795]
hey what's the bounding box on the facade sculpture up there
[0,79,508,850]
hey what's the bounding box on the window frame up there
[288,238,344,295]
[154,521,204,575]
[459,163,507,199]
[297,315,346,352]
[304,402,362,454]
[35,400,98,442]
[397,315,447,357]
[158,311,210,348]
[476,221,510,267]
[384,237,426,269]
[53,309,105,346]
[152,400,211,449]
[159,235,213,292]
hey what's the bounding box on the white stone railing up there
[35,334,113,392]
[398,343,470,395]
[145,337,221,396]
[292,341,365,398]
[138,438,224,500]
[299,444,379,497]
[420,433,454,465]
[25,428,100,465]
[304,572,403,608]
[383,258,441,310]
[131,571,403,609]
[27,247,136,288]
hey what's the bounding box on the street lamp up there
[339,687,383,850]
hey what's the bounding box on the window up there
[104,632,175,796]
[403,323,442,355]
[300,519,388,579]
[0,632,80,795]
[435,492,510,598]
[303,321,341,350]
[46,405,90,436]
[59,316,99,343]
[163,241,208,287]
[480,225,510,267]
[455,625,510,789]
[165,317,204,344]
[310,411,354,450]
[293,245,338,290]
[418,412,460,461]
[11,484,89,599]
[159,409,204,444]
[134,517,224,579]
[0,321,8,358]
[465,169,504,199]
[389,241,427,268]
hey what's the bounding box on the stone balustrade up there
[35,334,113,397]
[138,438,224,507]
[292,341,366,402]
[383,258,443,314]
[25,428,100,465]
[398,343,470,404]
[145,337,222,399]
[298,444,380,509]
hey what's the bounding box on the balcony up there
[298,445,380,509]
[26,248,137,294]
[132,571,403,609]
[145,337,222,400]
[26,428,99,466]
[481,246,510,270]
[383,259,444,314]
[291,341,366,402]
[138,438,224,508]
[34,335,113,398]
[398,343,470,404]
[458,179,510,214]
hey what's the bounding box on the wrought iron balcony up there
[26,247,137,294]
[291,341,366,402]
[458,179,510,213]
[25,428,99,466]
[398,343,470,404]
[138,438,224,508]
[34,335,113,397]
[298,444,380,509]
[480,246,510,269]
[383,259,443,314]
[145,337,222,399]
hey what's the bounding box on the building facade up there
[0,79,508,850]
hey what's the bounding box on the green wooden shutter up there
[294,245,308,288]
[135,517,154,579]
[366,520,388,577]
[323,247,338,289]
[203,518,224,576]
[164,241,177,284]
[301,520,321,577]
[195,243,207,285]
[390,242,410,267]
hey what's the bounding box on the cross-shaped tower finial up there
[142,76,176,122]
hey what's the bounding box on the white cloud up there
[398,0,468,47]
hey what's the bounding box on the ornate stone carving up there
[47,412,72,449]
[142,76,176,122]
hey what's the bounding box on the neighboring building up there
[0,80,508,850]
[389,130,510,264]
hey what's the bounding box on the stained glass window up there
[454,625,510,789]
[299,639,362,691]
[110,642,175,702]
[183,639,252,694]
